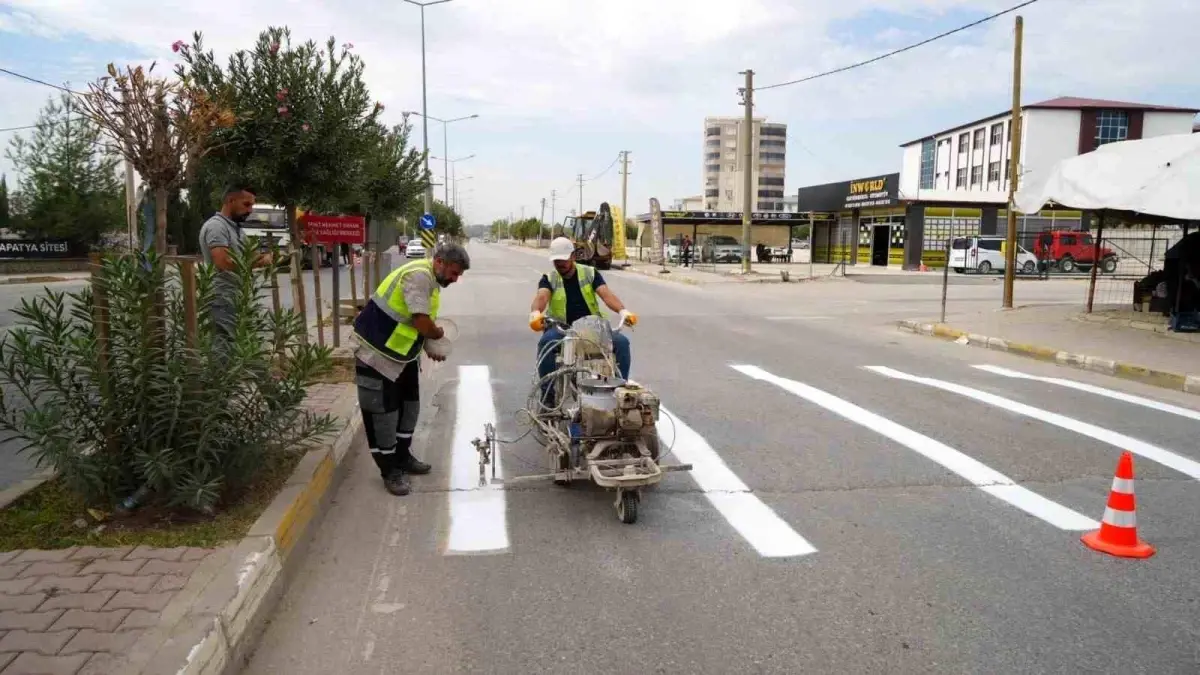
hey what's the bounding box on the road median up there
[898,319,1200,397]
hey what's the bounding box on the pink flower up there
[277,105,289,116]
[343,42,354,50]
[302,123,310,132]
[270,42,280,55]
[275,88,288,101]
[172,40,185,53]
[374,102,384,111]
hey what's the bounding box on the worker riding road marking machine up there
[472,314,692,524]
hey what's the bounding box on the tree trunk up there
[285,205,309,343]
[154,186,169,255]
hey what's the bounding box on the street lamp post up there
[431,154,474,209]
[402,0,453,216]
[407,112,479,205]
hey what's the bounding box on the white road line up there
[659,406,818,558]
[867,366,1200,481]
[732,365,1099,531]
[765,316,832,321]
[973,364,1200,423]
[445,365,509,555]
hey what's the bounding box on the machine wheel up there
[617,490,639,524]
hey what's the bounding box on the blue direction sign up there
[419,213,437,230]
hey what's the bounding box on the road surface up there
[244,242,1200,674]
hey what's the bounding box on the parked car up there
[701,235,742,263]
[949,236,1039,274]
[405,240,426,259]
[1033,230,1118,274]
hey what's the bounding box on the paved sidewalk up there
[0,383,354,675]
[0,273,90,286]
[0,546,216,674]
[902,304,1199,394]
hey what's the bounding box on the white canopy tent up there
[1015,132,1200,221]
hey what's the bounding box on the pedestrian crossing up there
[431,361,1200,561]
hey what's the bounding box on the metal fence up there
[1087,224,1193,313]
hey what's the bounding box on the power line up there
[0,124,38,134]
[0,66,80,95]
[757,0,1039,92]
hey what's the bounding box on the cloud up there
[1,0,1197,225]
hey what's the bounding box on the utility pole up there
[577,173,585,215]
[739,69,755,274]
[550,190,557,236]
[620,150,630,238]
[1002,15,1024,309]
[539,197,546,247]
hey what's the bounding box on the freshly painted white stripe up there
[732,365,1099,531]
[1111,477,1136,494]
[659,406,817,558]
[973,364,1200,423]
[445,365,509,555]
[868,366,1200,481]
[1102,507,1137,528]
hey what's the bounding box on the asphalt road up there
[107,244,1200,671]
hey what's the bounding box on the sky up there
[2,0,1199,227]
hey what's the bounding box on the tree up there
[406,199,462,241]
[0,175,9,230]
[490,218,507,239]
[77,62,232,254]
[178,27,385,324]
[340,120,426,243]
[4,95,125,244]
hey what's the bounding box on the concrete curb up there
[118,385,363,674]
[897,319,1200,397]
[0,468,56,510]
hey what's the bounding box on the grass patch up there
[0,446,309,551]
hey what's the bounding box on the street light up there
[431,153,475,209]
[406,111,479,205]
[402,0,454,215]
[452,175,474,210]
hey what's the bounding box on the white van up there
[949,236,1039,274]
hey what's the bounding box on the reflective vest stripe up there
[546,264,604,322]
[352,259,440,363]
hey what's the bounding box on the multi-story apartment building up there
[898,97,1198,203]
[703,116,787,212]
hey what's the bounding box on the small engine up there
[578,379,659,438]
[615,384,659,435]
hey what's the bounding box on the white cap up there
[548,237,575,262]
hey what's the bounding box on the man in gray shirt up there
[199,184,273,343]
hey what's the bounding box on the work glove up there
[619,309,637,327]
[529,310,545,332]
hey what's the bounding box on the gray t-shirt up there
[199,213,246,319]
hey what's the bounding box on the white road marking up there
[765,315,832,321]
[445,365,510,555]
[732,365,1099,531]
[973,364,1200,423]
[659,406,818,558]
[868,366,1200,480]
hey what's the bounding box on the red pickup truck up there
[1034,230,1118,274]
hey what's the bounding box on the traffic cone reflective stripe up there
[1081,452,1155,559]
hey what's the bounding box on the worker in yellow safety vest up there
[351,242,470,496]
[528,237,637,404]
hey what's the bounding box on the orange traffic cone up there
[1081,452,1155,559]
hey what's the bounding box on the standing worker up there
[351,242,471,496]
[198,184,275,349]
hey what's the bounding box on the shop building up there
[798,96,1198,269]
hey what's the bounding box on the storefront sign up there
[0,239,80,259]
[797,173,900,212]
[660,210,806,221]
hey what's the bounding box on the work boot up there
[396,452,432,475]
[383,470,411,496]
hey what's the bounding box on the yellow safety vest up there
[546,264,604,323]
[352,259,441,363]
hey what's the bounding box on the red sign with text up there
[303,214,366,244]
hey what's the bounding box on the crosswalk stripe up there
[659,406,818,558]
[445,365,509,555]
[973,364,1200,423]
[868,366,1200,481]
[732,365,1099,531]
